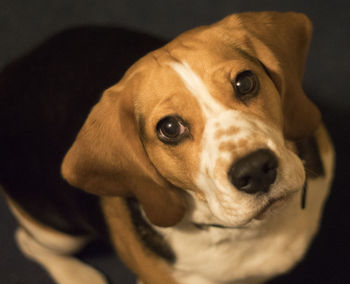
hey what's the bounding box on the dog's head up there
[62,12,320,227]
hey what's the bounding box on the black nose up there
[228,149,278,194]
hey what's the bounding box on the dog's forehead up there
[133,62,204,134]
[131,16,268,124]
[134,42,252,113]
[156,28,249,69]
[152,49,235,88]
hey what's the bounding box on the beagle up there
[1,12,334,284]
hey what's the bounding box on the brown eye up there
[233,70,259,101]
[156,116,189,145]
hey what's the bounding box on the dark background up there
[0,1,349,283]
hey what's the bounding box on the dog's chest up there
[155,190,328,284]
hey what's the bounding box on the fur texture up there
[1,12,334,284]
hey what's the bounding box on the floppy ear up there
[61,83,186,227]
[236,12,321,140]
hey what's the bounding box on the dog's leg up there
[8,200,108,284]
[15,228,108,284]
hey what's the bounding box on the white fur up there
[170,61,305,227]
[169,61,225,117]
[161,61,335,284]
[195,110,305,226]
[8,201,108,284]
[156,126,333,284]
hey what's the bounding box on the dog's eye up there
[233,70,259,101]
[156,116,189,145]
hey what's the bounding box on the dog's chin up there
[198,192,297,230]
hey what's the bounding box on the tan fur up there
[215,126,240,139]
[61,82,187,227]
[62,11,318,204]
[59,11,329,284]
[101,197,179,284]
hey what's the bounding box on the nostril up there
[228,149,278,194]
[235,175,251,189]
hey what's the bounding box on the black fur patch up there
[126,198,176,264]
[297,135,325,209]
[296,136,325,178]
[0,27,165,238]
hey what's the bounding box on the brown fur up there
[60,11,321,283]
[215,126,240,139]
[101,197,179,284]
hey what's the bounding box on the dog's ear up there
[234,12,321,140]
[61,80,186,227]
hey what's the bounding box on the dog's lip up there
[252,193,293,220]
[193,192,296,230]
[192,222,240,230]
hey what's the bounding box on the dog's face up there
[135,29,304,227]
[62,12,320,227]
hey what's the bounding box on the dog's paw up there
[15,227,49,259]
[15,228,108,284]
[49,260,109,284]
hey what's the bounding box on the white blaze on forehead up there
[169,60,249,223]
[169,61,225,117]
[168,60,304,226]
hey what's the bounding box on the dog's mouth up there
[252,194,293,220]
[193,193,296,230]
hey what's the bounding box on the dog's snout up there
[228,149,278,194]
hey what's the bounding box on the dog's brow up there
[233,47,274,81]
[169,61,225,118]
[137,114,146,140]
[233,47,260,67]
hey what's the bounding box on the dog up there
[1,11,334,284]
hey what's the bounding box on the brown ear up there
[235,12,321,140]
[61,84,186,227]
